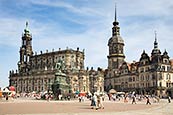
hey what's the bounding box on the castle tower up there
[18,22,33,73]
[151,31,161,63]
[107,5,125,75]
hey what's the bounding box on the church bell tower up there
[18,22,33,73]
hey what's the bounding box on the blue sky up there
[0,0,173,88]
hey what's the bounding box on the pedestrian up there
[112,94,116,101]
[99,95,104,109]
[79,96,82,102]
[168,96,171,103]
[67,95,70,101]
[5,94,8,101]
[124,94,128,103]
[146,96,151,105]
[108,93,112,101]
[132,96,136,104]
[46,94,50,102]
[48,94,51,101]
[91,94,97,109]
[90,94,94,108]
[96,95,100,110]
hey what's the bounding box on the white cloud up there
[118,0,173,17]
[29,0,103,16]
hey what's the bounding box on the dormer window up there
[162,66,165,71]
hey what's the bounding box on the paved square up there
[0,98,172,115]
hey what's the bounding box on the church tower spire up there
[18,22,33,73]
[24,21,29,33]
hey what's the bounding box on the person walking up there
[99,95,104,109]
[79,96,82,102]
[96,95,104,109]
[132,96,136,104]
[124,94,128,103]
[5,94,8,101]
[146,96,151,105]
[168,96,171,103]
[91,94,97,109]
[96,95,100,110]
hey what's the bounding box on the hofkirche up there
[9,22,104,94]
[9,6,173,97]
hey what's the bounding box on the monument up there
[52,59,71,100]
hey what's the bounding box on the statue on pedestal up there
[52,59,70,100]
[55,59,65,74]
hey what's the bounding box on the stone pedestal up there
[52,71,70,99]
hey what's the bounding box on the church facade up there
[105,8,173,97]
[9,22,104,94]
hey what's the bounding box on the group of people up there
[131,94,172,105]
[131,95,151,105]
[90,92,172,109]
[79,96,85,102]
[89,93,164,110]
[90,94,104,110]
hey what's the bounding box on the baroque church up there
[105,7,173,97]
[9,22,104,94]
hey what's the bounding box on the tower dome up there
[151,31,161,56]
[107,4,125,71]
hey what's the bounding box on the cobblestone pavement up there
[0,97,172,115]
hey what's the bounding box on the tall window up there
[141,75,144,81]
[146,75,149,81]
[140,68,144,72]
[152,74,155,80]
[167,74,170,80]
[159,82,162,87]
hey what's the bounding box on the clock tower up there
[107,6,125,76]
